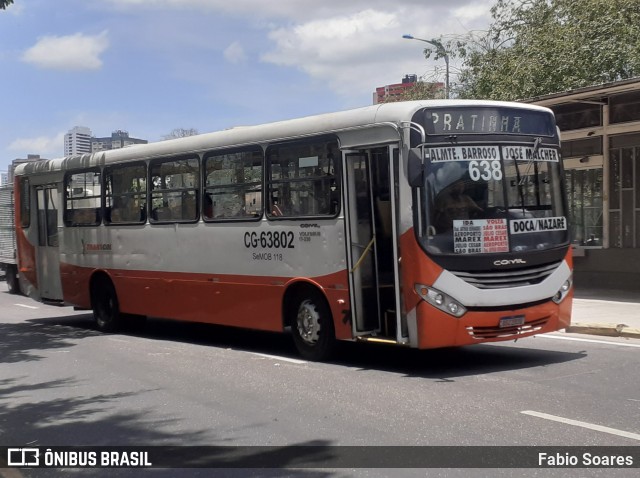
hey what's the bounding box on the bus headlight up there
[552,277,572,304]
[415,284,466,318]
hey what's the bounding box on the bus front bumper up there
[414,291,573,349]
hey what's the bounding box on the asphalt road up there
[0,283,638,477]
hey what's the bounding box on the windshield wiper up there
[510,137,542,213]
[518,137,542,186]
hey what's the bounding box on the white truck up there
[0,184,20,294]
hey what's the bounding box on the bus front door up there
[35,185,64,302]
[344,148,400,341]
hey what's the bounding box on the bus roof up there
[14,99,553,176]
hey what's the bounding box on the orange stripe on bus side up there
[60,263,354,339]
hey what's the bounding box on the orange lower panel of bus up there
[414,291,573,349]
[59,263,353,340]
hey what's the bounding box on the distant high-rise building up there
[63,127,148,156]
[92,130,147,152]
[64,126,92,156]
[6,155,47,184]
[373,74,418,104]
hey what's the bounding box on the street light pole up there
[402,34,449,99]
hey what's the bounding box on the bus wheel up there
[92,278,121,333]
[6,266,21,295]
[291,293,336,361]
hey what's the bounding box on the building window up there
[565,168,603,246]
[609,145,640,248]
[561,136,602,158]
[552,103,601,131]
[610,90,640,124]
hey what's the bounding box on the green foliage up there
[0,0,14,10]
[384,81,445,102]
[162,128,199,140]
[453,0,640,100]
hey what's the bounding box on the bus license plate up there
[499,315,525,328]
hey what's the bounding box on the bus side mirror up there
[408,148,424,188]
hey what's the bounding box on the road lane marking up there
[542,334,640,348]
[521,410,640,441]
[574,298,639,306]
[14,303,38,309]
[250,352,307,364]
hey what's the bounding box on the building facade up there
[64,126,92,156]
[530,78,640,290]
[374,75,418,104]
[0,155,47,186]
[92,130,147,152]
[64,127,147,156]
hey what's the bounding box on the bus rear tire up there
[290,292,336,361]
[92,278,121,333]
[6,265,21,295]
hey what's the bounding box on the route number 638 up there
[469,160,503,181]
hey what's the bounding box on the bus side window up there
[271,197,284,216]
[203,194,214,219]
[64,170,102,226]
[203,147,263,221]
[153,207,172,221]
[181,192,197,220]
[105,163,147,225]
[150,156,199,223]
[267,138,340,219]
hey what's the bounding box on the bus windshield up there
[415,112,569,257]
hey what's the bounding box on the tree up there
[384,79,445,102]
[448,0,640,100]
[1,0,14,10]
[162,128,199,140]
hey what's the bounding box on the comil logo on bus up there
[494,258,527,266]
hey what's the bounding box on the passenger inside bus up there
[434,179,483,230]
[271,197,284,216]
[204,194,213,219]
[111,196,141,223]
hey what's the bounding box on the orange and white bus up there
[13,100,573,360]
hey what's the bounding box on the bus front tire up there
[291,293,336,361]
[92,279,121,333]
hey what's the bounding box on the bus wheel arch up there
[283,281,336,361]
[90,271,121,333]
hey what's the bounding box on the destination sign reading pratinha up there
[425,108,555,136]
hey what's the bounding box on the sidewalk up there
[569,287,640,339]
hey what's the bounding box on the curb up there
[566,323,640,339]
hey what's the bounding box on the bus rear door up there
[35,184,64,302]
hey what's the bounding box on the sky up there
[0,0,496,173]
